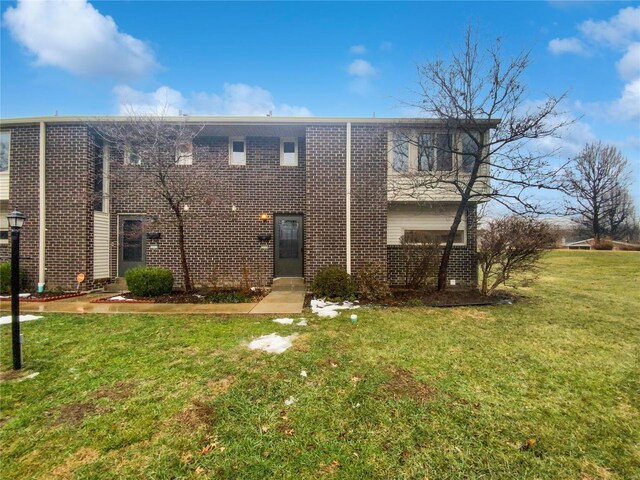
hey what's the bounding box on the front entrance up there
[118,216,146,276]
[274,214,303,278]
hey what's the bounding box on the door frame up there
[273,212,304,278]
[117,213,148,277]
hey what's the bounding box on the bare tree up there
[478,216,557,295]
[393,26,570,291]
[91,110,212,291]
[563,142,634,242]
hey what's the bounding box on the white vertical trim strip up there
[346,122,351,274]
[38,121,46,291]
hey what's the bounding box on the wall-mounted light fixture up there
[259,213,271,222]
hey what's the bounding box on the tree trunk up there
[173,209,192,292]
[437,198,469,291]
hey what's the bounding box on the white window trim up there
[124,140,141,165]
[229,137,246,166]
[280,137,298,166]
[175,141,193,165]
[387,131,410,174]
[401,225,467,247]
[0,130,10,174]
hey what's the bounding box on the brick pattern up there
[350,125,388,279]
[387,204,478,287]
[304,125,347,282]
[109,135,306,288]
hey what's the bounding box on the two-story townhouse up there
[0,116,496,291]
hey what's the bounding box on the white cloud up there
[535,115,597,158]
[548,37,589,55]
[347,59,376,77]
[349,44,366,54]
[114,83,312,117]
[609,78,640,121]
[578,6,640,47]
[3,0,157,79]
[616,42,640,81]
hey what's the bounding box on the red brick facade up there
[2,120,479,291]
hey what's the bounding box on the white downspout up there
[37,121,46,292]
[346,122,351,275]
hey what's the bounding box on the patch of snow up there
[18,372,40,381]
[107,295,137,301]
[311,299,360,318]
[0,293,31,299]
[194,294,204,299]
[273,317,295,325]
[0,314,43,325]
[300,370,308,378]
[284,396,296,406]
[296,319,308,326]
[247,333,298,354]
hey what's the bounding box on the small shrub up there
[125,267,174,297]
[0,262,26,294]
[399,236,441,289]
[355,262,391,301]
[592,241,613,250]
[312,266,356,300]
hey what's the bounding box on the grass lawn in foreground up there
[1,251,639,479]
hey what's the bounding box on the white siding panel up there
[93,212,110,279]
[0,173,8,200]
[387,205,466,245]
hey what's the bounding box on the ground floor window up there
[0,200,8,243]
[404,229,464,245]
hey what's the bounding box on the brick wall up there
[387,204,479,288]
[304,125,347,282]
[350,125,387,279]
[109,135,306,288]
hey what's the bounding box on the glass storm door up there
[274,215,303,277]
[118,216,146,276]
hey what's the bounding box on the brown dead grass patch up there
[379,368,437,404]
[50,447,100,478]
[580,460,613,480]
[174,400,216,432]
[207,376,235,397]
[291,333,312,352]
[52,401,110,426]
[93,381,135,402]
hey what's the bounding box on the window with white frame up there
[280,138,298,166]
[390,132,409,173]
[0,131,9,173]
[229,137,246,165]
[417,133,435,171]
[124,140,141,165]
[176,141,193,165]
[403,229,465,245]
[435,133,453,171]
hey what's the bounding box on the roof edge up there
[0,115,501,127]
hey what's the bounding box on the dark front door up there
[274,214,303,277]
[118,216,146,276]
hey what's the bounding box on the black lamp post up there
[7,210,26,370]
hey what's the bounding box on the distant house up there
[0,115,497,291]
[563,238,640,250]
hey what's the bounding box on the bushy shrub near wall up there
[355,262,391,301]
[125,267,174,297]
[312,266,356,300]
[0,262,26,294]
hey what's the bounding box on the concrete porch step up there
[103,277,128,293]
[271,277,306,292]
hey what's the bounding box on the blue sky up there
[1,1,639,202]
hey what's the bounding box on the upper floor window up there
[417,133,435,171]
[125,140,141,165]
[461,133,478,173]
[0,131,10,172]
[176,141,193,165]
[391,132,409,173]
[436,133,453,171]
[230,137,246,165]
[280,138,298,166]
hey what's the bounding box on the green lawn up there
[1,251,639,479]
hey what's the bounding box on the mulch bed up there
[92,288,266,304]
[0,292,87,303]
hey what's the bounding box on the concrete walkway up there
[0,279,306,316]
